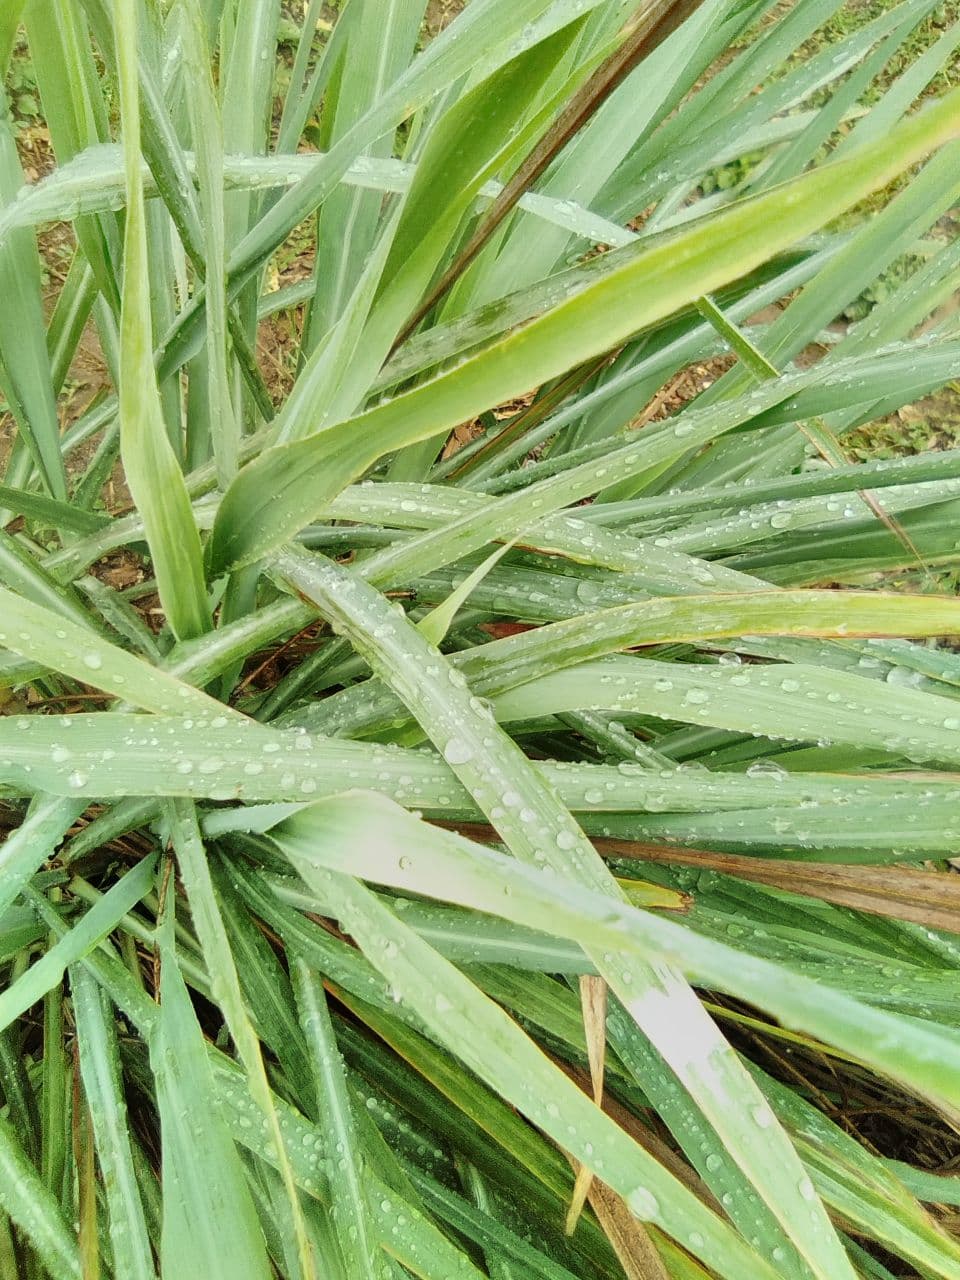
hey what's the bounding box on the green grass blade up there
[282,865,782,1280]
[210,89,960,572]
[272,548,861,1280]
[0,1,27,72]
[0,110,67,498]
[180,5,238,487]
[0,796,85,920]
[114,0,209,639]
[289,955,385,1280]
[24,0,123,315]
[491,655,960,764]
[305,0,426,348]
[293,585,960,742]
[150,936,272,1280]
[270,792,960,1116]
[0,856,157,1034]
[0,483,109,535]
[0,1109,80,1280]
[417,540,515,646]
[166,799,316,1279]
[71,963,156,1280]
[0,583,236,715]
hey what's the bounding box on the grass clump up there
[2,1,960,1277]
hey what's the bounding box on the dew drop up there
[626,1186,659,1219]
[443,739,474,766]
[752,1104,773,1129]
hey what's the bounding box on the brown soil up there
[425,0,465,36]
